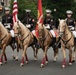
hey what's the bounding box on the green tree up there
[10,0,76,20]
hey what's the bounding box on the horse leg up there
[69,48,72,66]
[10,44,16,59]
[12,50,15,59]
[32,46,38,61]
[4,52,7,64]
[72,46,76,62]
[0,45,6,65]
[0,53,3,65]
[20,45,28,67]
[15,43,19,61]
[53,48,58,62]
[62,47,66,68]
[41,47,48,68]
[45,54,48,65]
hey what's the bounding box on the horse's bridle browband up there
[0,34,7,44]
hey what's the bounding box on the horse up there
[0,22,19,65]
[37,23,59,68]
[59,19,76,68]
[13,21,38,66]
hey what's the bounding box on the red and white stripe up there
[13,0,18,23]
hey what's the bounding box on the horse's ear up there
[17,21,19,25]
[65,18,67,22]
[58,18,60,22]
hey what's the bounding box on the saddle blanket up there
[32,30,59,38]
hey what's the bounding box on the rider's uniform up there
[22,9,35,31]
[2,7,16,48]
[2,14,14,36]
[43,9,57,38]
[43,9,58,47]
[66,10,76,38]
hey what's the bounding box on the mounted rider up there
[2,7,16,48]
[22,9,35,31]
[44,9,56,30]
[66,10,76,41]
[43,9,58,47]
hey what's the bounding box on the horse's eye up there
[17,27,18,29]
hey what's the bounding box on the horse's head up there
[59,19,67,36]
[38,23,44,32]
[37,23,44,39]
[13,21,21,37]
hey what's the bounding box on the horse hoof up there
[72,60,75,63]
[26,61,28,64]
[62,65,66,68]
[0,62,3,65]
[4,61,7,64]
[15,58,18,61]
[20,63,24,67]
[13,56,15,59]
[40,64,44,68]
[45,61,48,65]
[69,63,72,66]
[15,59,18,61]
[15,57,18,61]
[34,58,37,61]
[53,59,57,62]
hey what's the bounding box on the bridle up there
[38,26,51,44]
[14,21,21,37]
[14,21,30,43]
[59,23,73,47]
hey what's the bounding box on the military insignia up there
[51,19,53,22]
[8,17,11,19]
[29,18,31,21]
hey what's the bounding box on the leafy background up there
[10,0,76,21]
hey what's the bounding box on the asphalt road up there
[0,46,76,75]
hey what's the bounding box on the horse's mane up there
[59,19,68,28]
[14,20,30,32]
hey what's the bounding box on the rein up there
[20,34,29,43]
[38,27,51,44]
[61,31,73,47]
[16,21,30,43]
[0,34,7,44]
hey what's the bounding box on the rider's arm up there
[50,18,56,29]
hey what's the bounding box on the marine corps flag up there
[35,0,43,38]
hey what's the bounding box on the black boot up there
[12,37,16,49]
[52,37,56,48]
[74,37,76,44]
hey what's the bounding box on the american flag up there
[13,0,18,23]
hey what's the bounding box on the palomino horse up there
[0,22,18,65]
[37,24,59,67]
[59,19,76,68]
[13,21,38,66]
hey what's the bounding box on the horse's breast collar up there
[20,34,29,43]
[61,33,73,47]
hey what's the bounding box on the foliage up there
[10,0,76,21]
